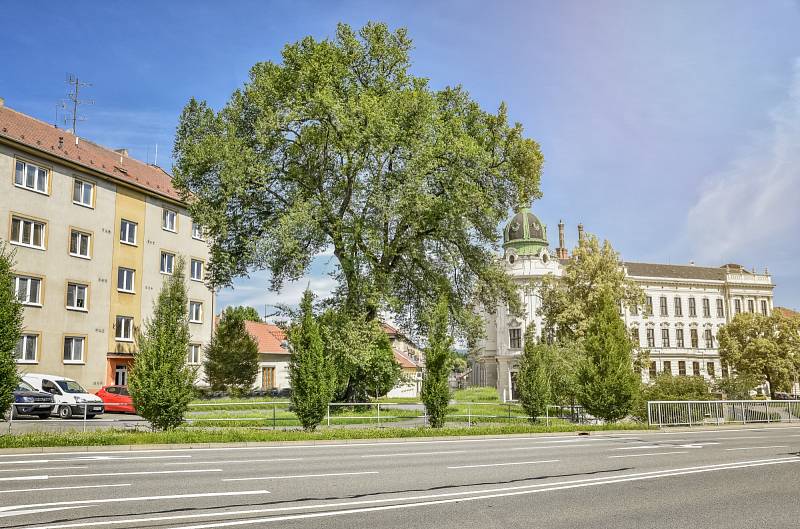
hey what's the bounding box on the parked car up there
[95,385,135,413]
[774,392,793,400]
[22,374,104,419]
[7,380,55,419]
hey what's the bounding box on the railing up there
[648,400,800,427]
[6,401,114,433]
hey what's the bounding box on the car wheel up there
[36,413,50,420]
[58,405,73,419]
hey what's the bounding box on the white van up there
[22,374,104,419]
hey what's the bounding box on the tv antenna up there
[62,74,94,135]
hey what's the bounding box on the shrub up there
[421,296,453,428]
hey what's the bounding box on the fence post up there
[326,404,330,428]
[742,402,747,424]
[468,402,472,427]
[507,402,511,420]
[788,402,791,423]
[83,403,88,433]
[272,403,276,430]
[8,404,14,434]
[765,400,770,423]
[546,406,550,428]
[647,402,652,427]
[377,403,381,428]
[687,402,692,427]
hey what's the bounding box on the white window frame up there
[14,159,49,194]
[162,209,177,232]
[15,334,38,363]
[117,267,135,293]
[190,259,204,281]
[188,344,201,365]
[160,252,175,274]
[66,282,88,311]
[120,219,137,245]
[10,216,46,249]
[72,179,94,207]
[63,336,85,364]
[189,301,203,323]
[69,229,92,259]
[191,221,203,241]
[14,275,42,306]
[115,316,134,342]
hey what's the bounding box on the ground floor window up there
[115,364,128,386]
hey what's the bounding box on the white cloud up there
[216,271,338,319]
[686,59,800,264]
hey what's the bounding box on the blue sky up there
[2,1,799,312]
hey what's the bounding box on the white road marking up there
[724,445,788,451]
[0,506,88,518]
[223,471,378,482]
[608,451,688,458]
[0,455,190,466]
[0,466,86,473]
[723,436,767,440]
[0,475,47,482]
[613,445,664,450]
[361,450,467,458]
[0,490,271,514]
[166,458,301,466]
[29,457,800,529]
[0,483,131,495]
[49,469,222,479]
[510,443,615,451]
[448,459,559,469]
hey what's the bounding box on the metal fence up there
[647,400,800,427]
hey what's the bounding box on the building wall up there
[255,353,290,390]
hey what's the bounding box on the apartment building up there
[0,100,213,390]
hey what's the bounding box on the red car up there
[95,385,135,414]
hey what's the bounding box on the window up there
[14,276,41,305]
[115,316,134,341]
[707,362,716,377]
[10,216,46,249]
[661,328,670,348]
[663,361,672,375]
[692,361,700,376]
[14,159,48,193]
[678,361,686,376]
[676,328,684,348]
[189,301,203,323]
[747,299,754,313]
[702,298,711,318]
[188,344,201,365]
[162,208,177,232]
[716,299,725,318]
[117,267,135,293]
[15,334,37,363]
[646,328,655,347]
[160,251,175,274]
[190,259,204,281]
[630,327,640,346]
[659,296,668,317]
[673,297,682,317]
[690,328,699,348]
[734,299,741,314]
[262,366,276,390]
[688,297,697,317]
[72,179,94,207]
[191,221,203,240]
[66,283,88,310]
[69,229,91,258]
[760,300,768,316]
[704,329,713,348]
[648,361,657,379]
[120,219,137,245]
[629,304,639,316]
[509,328,522,349]
[63,336,85,363]
[646,296,654,316]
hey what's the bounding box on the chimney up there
[114,148,129,158]
[577,223,584,242]
[556,220,568,259]
[0,97,4,107]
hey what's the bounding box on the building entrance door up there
[115,364,128,386]
[261,367,275,390]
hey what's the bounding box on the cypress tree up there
[204,308,260,395]
[517,329,552,423]
[129,256,196,430]
[422,296,453,428]
[0,242,23,417]
[288,289,335,430]
[576,292,639,422]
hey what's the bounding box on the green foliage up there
[204,307,260,395]
[288,290,336,430]
[538,234,645,343]
[172,21,543,343]
[129,256,196,430]
[0,242,23,416]
[632,374,713,421]
[718,312,800,397]
[517,332,580,422]
[576,293,640,422]
[452,387,500,402]
[319,311,401,402]
[714,374,760,400]
[223,305,263,322]
[421,296,453,428]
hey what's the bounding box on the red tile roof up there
[244,320,288,354]
[393,350,420,369]
[0,104,182,201]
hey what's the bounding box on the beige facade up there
[0,103,214,391]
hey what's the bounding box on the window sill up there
[191,236,204,242]
[160,271,174,276]
[117,289,136,294]
[189,320,203,324]
[66,307,89,313]
[190,278,204,283]
[115,338,134,343]
[73,201,94,209]
[69,253,92,260]
[63,361,85,365]
[162,228,177,234]
[120,240,138,247]
[11,242,45,251]
[15,360,38,364]
[21,302,42,308]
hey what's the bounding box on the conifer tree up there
[576,292,639,422]
[288,289,335,430]
[0,242,23,418]
[517,329,552,423]
[129,256,196,430]
[422,296,453,428]
[204,308,260,395]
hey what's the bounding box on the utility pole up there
[63,74,94,135]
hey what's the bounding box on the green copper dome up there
[503,209,549,256]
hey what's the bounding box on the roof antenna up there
[63,74,93,135]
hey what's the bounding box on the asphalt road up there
[1,425,799,528]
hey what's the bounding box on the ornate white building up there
[470,208,775,400]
